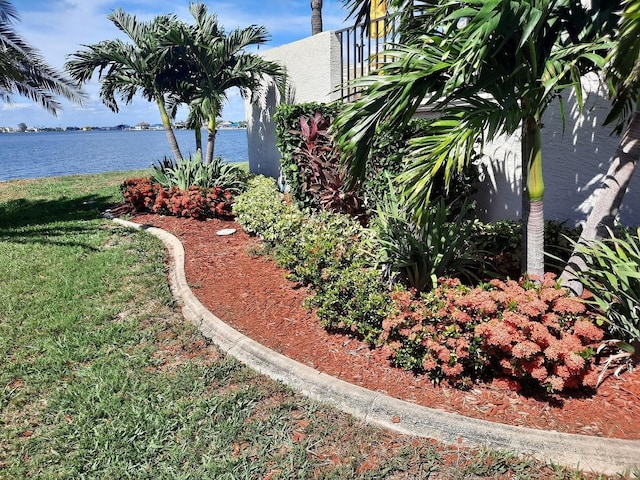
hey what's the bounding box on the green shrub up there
[362,119,480,215]
[308,264,392,345]
[468,220,581,279]
[233,176,305,245]
[573,227,640,351]
[274,210,371,287]
[151,153,248,193]
[372,183,480,292]
[235,175,389,344]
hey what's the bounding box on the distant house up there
[133,121,150,130]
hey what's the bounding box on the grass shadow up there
[0,194,115,228]
[0,194,119,251]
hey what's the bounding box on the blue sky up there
[3,1,351,129]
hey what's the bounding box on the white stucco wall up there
[245,31,342,179]
[475,74,640,227]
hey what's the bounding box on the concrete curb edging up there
[113,217,639,475]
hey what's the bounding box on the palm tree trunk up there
[156,97,183,162]
[205,114,217,165]
[522,116,545,279]
[194,126,203,158]
[311,0,323,35]
[561,111,640,294]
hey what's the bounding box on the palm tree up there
[65,9,185,161]
[311,0,323,35]
[334,0,618,278]
[561,0,640,293]
[164,3,284,165]
[0,0,85,116]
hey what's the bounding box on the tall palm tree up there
[334,0,618,278]
[0,0,85,116]
[65,9,185,161]
[311,0,323,35]
[164,3,284,165]
[561,0,640,293]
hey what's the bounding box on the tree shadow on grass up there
[0,194,119,251]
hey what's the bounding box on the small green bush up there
[233,176,305,244]
[151,153,248,193]
[234,176,389,343]
[372,184,479,292]
[274,210,371,286]
[308,264,392,345]
[573,227,640,350]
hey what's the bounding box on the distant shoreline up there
[0,125,247,134]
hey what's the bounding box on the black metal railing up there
[335,14,399,101]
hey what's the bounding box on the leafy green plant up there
[372,182,479,292]
[468,220,581,279]
[573,227,640,361]
[362,118,480,215]
[309,263,392,344]
[235,175,388,343]
[233,176,306,245]
[152,153,248,193]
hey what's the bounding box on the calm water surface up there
[0,128,248,182]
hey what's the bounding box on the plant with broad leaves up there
[290,112,366,220]
[151,152,247,193]
[372,179,479,292]
[571,226,640,382]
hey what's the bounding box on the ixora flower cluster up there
[380,274,604,393]
[120,177,234,220]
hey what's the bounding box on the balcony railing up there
[335,14,400,101]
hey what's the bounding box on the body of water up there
[0,128,249,182]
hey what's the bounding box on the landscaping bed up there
[131,212,640,441]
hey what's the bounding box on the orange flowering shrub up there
[121,178,233,220]
[380,274,605,392]
[120,177,161,212]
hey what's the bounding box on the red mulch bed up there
[131,213,640,440]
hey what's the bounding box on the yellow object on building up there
[370,0,387,39]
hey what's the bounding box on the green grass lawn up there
[0,171,617,479]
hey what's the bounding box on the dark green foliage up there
[362,119,480,214]
[273,210,370,287]
[373,184,480,292]
[308,264,392,345]
[469,220,581,279]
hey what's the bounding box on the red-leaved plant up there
[121,178,233,220]
[380,274,605,393]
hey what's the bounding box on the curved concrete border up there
[112,217,639,475]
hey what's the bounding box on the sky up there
[2,1,352,129]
